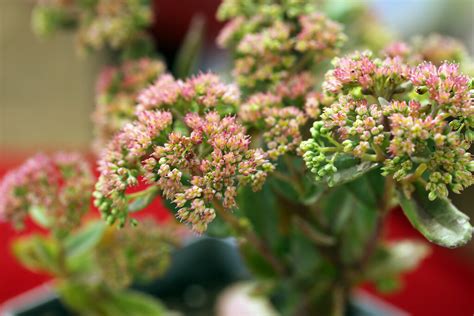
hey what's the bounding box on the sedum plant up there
[0,153,179,315]
[11,0,473,315]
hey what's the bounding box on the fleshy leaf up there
[325,155,379,187]
[173,14,205,78]
[65,220,106,258]
[102,290,168,316]
[12,235,59,274]
[127,187,159,213]
[30,206,52,228]
[397,184,473,248]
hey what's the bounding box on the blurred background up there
[0,0,473,315]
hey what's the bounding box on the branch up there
[212,202,287,276]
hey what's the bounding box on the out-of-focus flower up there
[32,0,153,53]
[93,58,166,151]
[95,219,179,289]
[217,0,345,92]
[383,34,472,67]
[275,72,315,104]
[301,57,473,200]
[295,13,346,59]
[0,153,94,230]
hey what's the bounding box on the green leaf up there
[103,290,168,316]
[64,220,106,259]
[12,235,59,274]
[59,284,168,316]
[30,206,52,228]
[128,188,159,213]
[398,183,473,248]
[325,155,379,187]
[173,14,205,78]
[239,242,278,279]
[56,282,96,314]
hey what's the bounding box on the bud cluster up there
[0,153,94,230]
[301,52,473,200]
[217,0,345,91]
[93,58,166,151]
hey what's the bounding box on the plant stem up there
[332,284,346,316]
[358,175,394,270]
[294,216,335,246]
[212,201,287,276]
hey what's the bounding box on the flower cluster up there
[32,0,153,52]
[93,58,166,151]
[137,73,240,114]
[0,153,94,230]
[142,112,274,233]
[322,50,411,97]
[95,73,273,232]
[301,57,473,200]
[217,0,345,91]
[94,110,173,224]
[382,34,472,69]
[95,219,179,289]
[239,93,308,160]
[263,107,307,160]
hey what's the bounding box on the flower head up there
[0,153,94,230]
[95,73,273,232]
[383,34,472,68]
[142,112,274,233]
[302,57,473,200]
[217,1,345,92]
[323,51,410,95]
[137,73,240,114]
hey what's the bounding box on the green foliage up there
[12,235,60,274]
[58,283,167,316]
[398,183,473,248]
[127,187,160,213]
[64,221,106,258]
[30,206,52,229]
[173,15,206,78]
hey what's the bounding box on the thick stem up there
[294,216,335,246]
[358,175,394,270]
[52,231,70,278]
[332,284,347,316]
